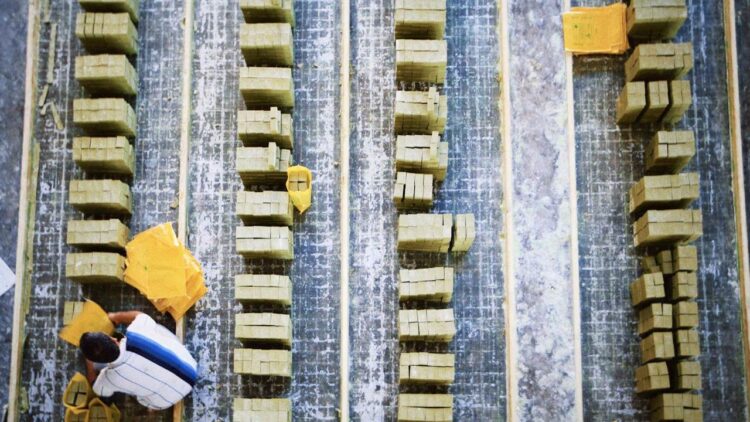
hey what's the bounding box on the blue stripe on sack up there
[125,332,197,386]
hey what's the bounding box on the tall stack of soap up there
[621,2,704,420]
[234,1,295,421]
[66,0,139,291]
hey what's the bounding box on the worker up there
[79,310,198,411]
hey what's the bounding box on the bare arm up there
[107,310,143,326]
[85,359,98,385]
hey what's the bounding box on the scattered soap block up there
[645,131,695,175]
[235,312,292,346]
[236,143,292,185]
[633,209,703,247]
[662,79,692,124]
[628,173,699,215]
[73,136,135,176]
[399,267,453,303]
[75,12,138,55]
[69,179,132,215]
[641,331,675,363]
[395,88,447,134]
[240,67,295,108]
[673,301,699,329]
[79,0,139,23]
[656,245,698,275]
[63,301,85,325]
[616,81,647,124]
[626,0,687,41]
[240,23,293,66]
[393,171,434,209]
[236,191,293,225]
[640,80,670,123]
[395,0,446,40]
[397,213,452,252]
[233,348,291,377]
[75,55,137,96]
[397,393,453,422]
[396,39,447,83]
[642,255,661,274]
[395,132,448,181]
[638,302,672,337]
[238,107,294,149]
[673,360,701,392]
[233,398,291,422]
[236,226,294,260]
[635,362,670,394]
[451,213,476,252]
[73,98,137,137]
[674,328,700,359]
[625,43,693,82]
[399,352,455,384]
[630,272,666,308]
[65,252,125,284]
[669,271,698,301]
[235,274,292,305]
[66,219,129,250]
[239,0,295,26]
[649,393,702,422]
[398,308,455,342]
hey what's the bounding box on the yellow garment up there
[562,3,628,55]
[59,300,114,347]
[286,165,313,213]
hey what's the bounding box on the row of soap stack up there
[619,2,704,421]
[232,1,296,422]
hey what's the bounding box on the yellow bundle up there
[562,3,628,55]
[59,300,114,347]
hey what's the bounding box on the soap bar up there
[66,219,129,250]
[65,252,126,284]
[75,54,137,96]
[396,132,448,181]
[399,352,455,384]
[236,190,294,225]
[233,398,291,422]
[399,267,453,303]
[236,143,292,186]
[239,0,295,26]
[238,107,294,149]
[395,0,446,40]
[393,171,434,209]
[75,12,138,55]
[396,39,447,83]
[645,131,695,175]
[236,226,294,260]
[398,308,455,342]
[395,88,447,135]
[73,136,135,176]
[626,0,687,41]
[235,274,292,305]
[233,348,291,377]
[73,98,137,137]
[235,312,292,346]
[69,179,132,216]
[240,23,293,66]
[240,67,295,109]
[397,393,453,422]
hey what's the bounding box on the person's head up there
[79,332,120,363]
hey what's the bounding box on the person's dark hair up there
[80,332,120,363]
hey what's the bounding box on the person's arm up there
[107,310,143,326]
[85,359,98,385]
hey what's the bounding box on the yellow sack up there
[64,407,88,422]
[124,223,187,300]
[59,300,115,347]
[109,404,121,422]
[86,398,117,422]
[286,165,312,213]
[63,372,94,410]
[562,3,628,55]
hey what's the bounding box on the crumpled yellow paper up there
[286,165,313,213]
[124,223,207,320]
[562,3,629,55]
[59,300,115,347]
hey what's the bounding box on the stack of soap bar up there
[239,0,295,25]
[397,213,452,252]
[236,143,291,185]
[66,219,129,249]
[674,328,700,358]
[69,179,132,215]
[650,393,702,422]
[73,98,137,137]
[73,136,135,175]
[626,0,687,41]
[236,191,293,225]
[238,108,294,149]
[661,80,692,124]
[78,0,139,23]
[656,245,698,274]
[638,302,672,336]
[236,226,294,259]
[75,55,137,96]
[616,81,647,124]
[635,362,670,394]
[395,0,446,40]
[628,173,699,215]
[240,67,295,108]
[645,131,695,174]
[625,43,693,82]
[75,13,138,55]
[640,81,670,123]
[235,312,292,346]
[395,88,447,134]
[398,308,456,342]
[398,267,453,303]
[233,398,291,422]
[397,394,453,422]
[395,132,448,181]
[396,39,447,83]
[630,272,666,307]
[451,213,476,252]
[673,360,701,391]
[393,171,434,209]
[673,301,698,329]
[616,80,691,125]
[233,348,291,377]
[670,271,698,301]
[641,331,675,363]
[633,209,703,247]
[63,301,85,325]
[235,274,292,305]
[399,352,455,384]
[240,23,293,66]
[65,252,126,283]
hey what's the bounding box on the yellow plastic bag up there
[286,165,312,213]
[562,3,628,55]
[63,372,93,410]
[59,300,115,347]
[64,407,88,422]
[86,398,117,422]
[124,223,187,300]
